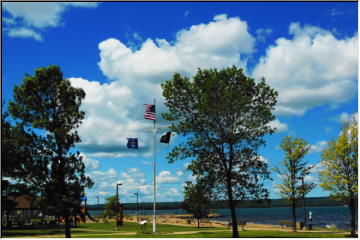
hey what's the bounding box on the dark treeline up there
[86,196,355,211]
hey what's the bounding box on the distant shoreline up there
[87,196,356,211]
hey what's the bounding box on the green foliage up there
[7,65,93,237]
[273,136,316,203]
[1,102,42,212]
[319,118,358,236]
[319,120,358,200]
[161,66,278,237]
[182,181,212,227]
[273,136,315,231]
[104,195,117,217]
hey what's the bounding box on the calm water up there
[89,206,357,230]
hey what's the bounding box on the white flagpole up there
[153,97,157,233]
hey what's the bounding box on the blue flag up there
[127,138,139,149]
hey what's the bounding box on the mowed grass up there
[2,222,353,238]
[2,221,222,238]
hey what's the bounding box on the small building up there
[2,195,38,225]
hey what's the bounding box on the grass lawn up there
[1,222,353,238]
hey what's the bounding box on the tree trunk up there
[64,215,71,238]
[197,218,200,228]
[227,182,239,237]
[291,201,297,232]
[226,144,239,238]
[349,196,356,237]
[74,215,78,227]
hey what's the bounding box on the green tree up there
[1,103,44,221]
[161,66,278,237]
[273,136,315,232]
[182,181,212,228]
[104,195,117,217]
[319,119,358,237]
[8,65,93,238]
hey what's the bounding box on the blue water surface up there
[89,206,357,230]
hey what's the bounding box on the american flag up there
[144,104,156,120]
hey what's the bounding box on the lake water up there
[89,206,357,230]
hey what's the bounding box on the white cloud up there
[253,22,358,116]
[267,119,288,132]
[308,141,328,154]
[86,167,152,201]
[69,15,255,157]
[304,175,315,182]
[98,14,254,84]
[70,77,153,158]
[259,156,268,164]
[7,27,43,41]
[310,163,324,174]
[256,27,272,42]
[184,163,190,169]
[98,191,111,196]
[3,17,16,25]
[157,171,181,184]
[81,153,99,170]
[332,112,358,123]
[176,171,184,177]
[3,2,98,40]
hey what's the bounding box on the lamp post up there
[134,192,139,222]
[116,183,122,230]
[299,177,306,229]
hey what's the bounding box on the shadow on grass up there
[1,224,89,237]
[344,234,358,238]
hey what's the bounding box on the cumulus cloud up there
[308,141,328,154]
[253,22,358,116]
[267,119,288,132]
[157,171,181,184]
[98,14,254,84]
[7,27,43,41]
[256,27,272,42]
[331,112,358,123]
[86,167,151,201]
[86,166,184,202]
[259,156,268,164]
[3,2,98,40]
[70,15,255,157]
[81,153,99,170]
[70,77,153,158]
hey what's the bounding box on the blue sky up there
[2,2,358,205]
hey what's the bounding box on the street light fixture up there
[116,182,122,230]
